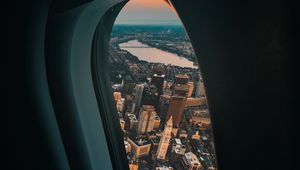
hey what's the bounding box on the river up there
[119,40,198,69]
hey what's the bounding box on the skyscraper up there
[133,84,144,114]
[137,105,157,135]
[167,95,187,126]
[167,74,189,126]
[157,116,173,160]
[151,74,165,96]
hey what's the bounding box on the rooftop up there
[183,152,201,165]
[131,137,151,146]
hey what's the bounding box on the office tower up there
[137,105,157,135]
[167,95,187,126]
[141,85,158,109]
[157,116,173,160]
[133,84,144,114]
[124,95,134,113]
[151,74,165,96]
[187,81,194,97]
[167,74,189,126]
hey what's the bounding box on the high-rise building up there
[167,74,189,126]
[133,84,144,114]
[141,85,158,109]
[173,84,189,96]
[124,95,134,113]
[151,74,165,96]
[167,95,187,126]
[137,105,157,135]
[156,116,173,160]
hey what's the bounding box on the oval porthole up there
[107,0,218,169]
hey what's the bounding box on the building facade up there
[137,105,157,135]
[157,116,173,160]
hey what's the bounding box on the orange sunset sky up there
[114,0,181,25]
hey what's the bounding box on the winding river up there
[119,39,198,69]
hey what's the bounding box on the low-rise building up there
[156,166,173,170]
[182,152,202,170]
[186,97,207,107]
[129,163,138,170]
[171,138,186,161]
[128,137,151,158]
[189,109,211,130]
[179,129,188,138]
[191,131,201,140]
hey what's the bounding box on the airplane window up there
[108,0,218,169]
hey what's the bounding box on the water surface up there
[119,40,198,69]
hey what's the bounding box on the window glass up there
[109,0,217,169]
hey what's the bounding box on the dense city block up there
[109,25,217,170]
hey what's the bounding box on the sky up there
[114,0,181,25]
